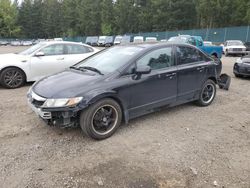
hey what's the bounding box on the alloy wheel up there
[201,84,215,104]
[91,105,118,135]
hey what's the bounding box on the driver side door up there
[30,44,67,81]
[123,47,178,118]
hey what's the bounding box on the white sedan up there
[0,41,99,88]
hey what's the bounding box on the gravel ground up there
[0,46,249,188]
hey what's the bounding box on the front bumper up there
[27,94,84,128]
[227,51,248,55]
[234,63,250,76]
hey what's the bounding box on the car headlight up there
[228,48,233,51]
[42,97,83,108]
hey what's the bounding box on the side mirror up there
[35,51,45,57]
[135,65,151,75]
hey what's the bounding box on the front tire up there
[197,79,216,107]
[80,98,122,140]
[225,50,229,57]
[0,67,26,89]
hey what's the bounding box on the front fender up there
[81,90,129,123]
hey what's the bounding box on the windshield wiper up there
[70,66,79,70]
[79,66,104,75]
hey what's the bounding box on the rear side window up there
[137,47,174,70]
[66,44,91,54]
[176,46,208,65]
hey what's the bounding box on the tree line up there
[0,0,250,39]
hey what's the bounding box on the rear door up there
[175,45,210,102]
[64,44,96,66]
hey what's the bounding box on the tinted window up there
[66,44,89,54]
[176,46,206,65]
[137,47,174,70]
[40,44,64,56]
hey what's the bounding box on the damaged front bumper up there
[217,74,231,90]
[27,93,86,128]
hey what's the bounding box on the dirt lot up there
[0,46,249,188]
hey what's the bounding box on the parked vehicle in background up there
[22,41,33,46]
[160,39,167,42]
[168,35,223,58]
[85,36,99,46]
[10,41,22,46]
[98,36,107,46]
[133,36,144,43]
[104,36,114,47]
[0,40,9,46]
[121,36,131,44]
[0,41,99,89]
[54,38,63,41]
[145,37,157,43]
[244,42,250,52]
[114,35,123,45]
[204,41,213,46]
[27,43,221,140]
[234,55,250,77]
[223,40,247,56]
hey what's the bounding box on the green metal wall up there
[63,25,250,43]
[128,25,250,42]
[2,25,249,43]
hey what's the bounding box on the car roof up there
[119,42,196,49]
[40,41,92,47]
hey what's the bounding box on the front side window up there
[136,47,174,70]
[19,43,46,55]
[66,44,89,54]
[40,44,64,56]
[176,46,206,65]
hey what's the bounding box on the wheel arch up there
[0,66,27,82]
[207,76,217,84]
[211,52,218,58]
[87,92,129,123]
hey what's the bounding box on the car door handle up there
[197,67,205,71]
[57,57,64,60]
[165,73,176,79]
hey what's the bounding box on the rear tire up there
[80,98,122,140]
[0,67,26,89]
[197,79,216,107]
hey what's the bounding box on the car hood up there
[32,70,106,98]
[0,53,29,66]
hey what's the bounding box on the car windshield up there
[114,36,122,42]
[227,41,243,46]
[19,43,46,55]
[74,46,143,74]
[99,36,106,42]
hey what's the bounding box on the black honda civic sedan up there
[234,55,250,77]
[27,43,221,140]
